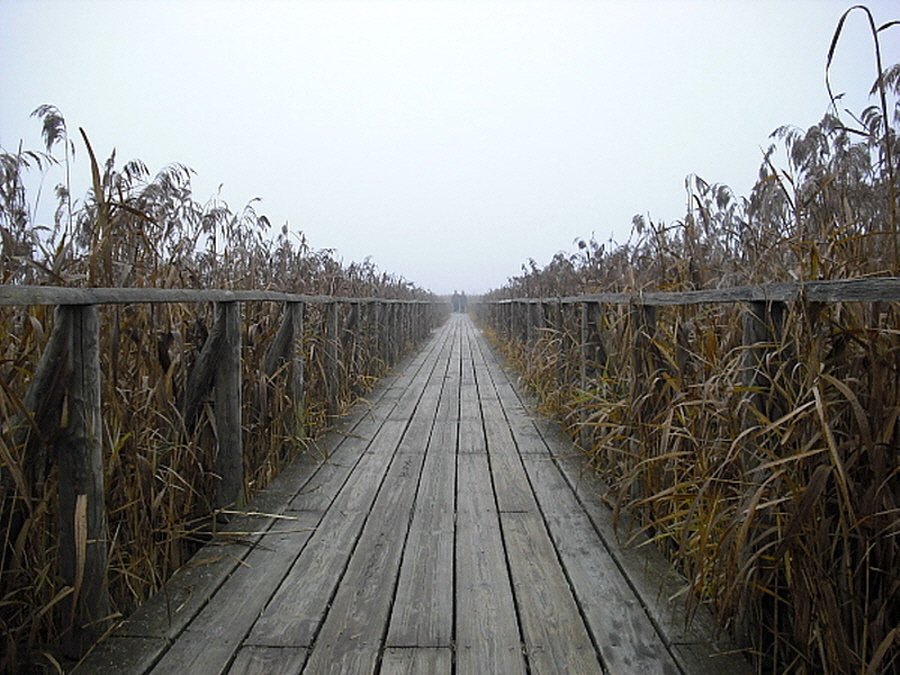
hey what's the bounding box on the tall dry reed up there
[0,107,437,671]
[482,12,900,673]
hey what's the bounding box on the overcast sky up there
[2,1,898,294]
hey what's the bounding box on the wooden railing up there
[475,277,900,665]
[478,278,900,403]
[0,285,446,655]
[477,276,900,455]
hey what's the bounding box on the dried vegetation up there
[482,9,900,674]
[0,107,434,669]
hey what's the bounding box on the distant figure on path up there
[460,292,467,312]
[452,291,460,312]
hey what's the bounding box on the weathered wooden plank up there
[250,328,448,647]
[490,327,741,674]
[74,313,757,675]
[480,349,550,457]
[501,511,603,674]
[110,488,293,648]
[386,337,458,646]
[457,322,484,454]
[456,453,526,675]
[499,277,900,306]
[482,405,535,512]
[469,315,537,511]
[551,451,715,641]
[380,647,453,674]
[226,646,308,674]
[523,457,680,674]
[148,513,319,675]
[247,419,409,647]
[550,453,754,674]
[71,305,447,672]
[286,374,424,514]
[301,448,425,673]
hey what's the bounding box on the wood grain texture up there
[380,647,452,675]
[523,457,680,675]
[226,646,308,675]
[386,337,457,647]
[456,453,526,675]
[300,450,424,673]
[501,510,603,674]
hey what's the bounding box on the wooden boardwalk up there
[74,314,750,674]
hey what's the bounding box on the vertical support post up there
[578,301,591,450]
[58,304,110,657]
[324,301,340,416]
[741,300,785,478]
[390,303,400,363]
[553,301,564,386]
[344,301,360,384]
[382,302,391,364]
[398,303,407,356]
[629,302,657,500]
[525,301,536,344]
[215,301,243,510]
[736,299,786,647]
[580,301,590,394]
[289,301,305,437]
[373,301,382,365]
[632,304,657,385]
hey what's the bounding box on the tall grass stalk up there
[481,28,900,673]
[0,109,437,670]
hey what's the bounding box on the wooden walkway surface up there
[74,314,751,674]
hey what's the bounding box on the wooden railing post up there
[741,300,786,478]
[381,301,391,365]
[580,301,590,393]
[214,301,243,510]
[398,303,408,355]
[57,304,110,657]
[390,302,400,363]
[526,301,537,344]
[578,301,591,449]
[324,300,340,416]
[290,301,306,436]
[631,303,657,391]
[552,301,564,386]
[372,301,382,365]
[343,301,360,387]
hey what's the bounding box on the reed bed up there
[481,13,900,673]
[0,108,438,670]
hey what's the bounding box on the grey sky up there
[2,0,898,294]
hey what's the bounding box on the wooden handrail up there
[1,288,445,656]
[481,277,900,305]
[0,285,438,306]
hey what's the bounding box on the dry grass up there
[481,17,900,673]
[0,109,439,670]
